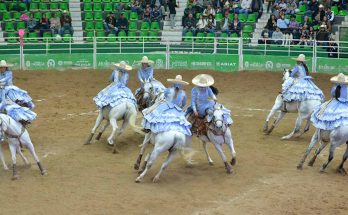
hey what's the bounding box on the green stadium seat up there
[94,0,102,2]
[196,13,201,19]
[242,32,251,43]
[84,12,93,21]
[183,31,193,42]
[34,12,42,21]
[215,13,223,22]
[228,13,234,21]
[94,12,103,21]
[139,31,148,42]
[86,31,94,42]
[230,33,238,38]
[219,32,228,43]
[60,3,69,11]
[296,14,302,23]
[85,22,94,31]
[140,22,150,31]
[246,13,256,23]
[103,0,111,2]
[50,3,59,10]
[16,22,26,31]
[195,32,205,43]
[112,0,120,2]
[0,3,7,13]
[129,22,137,31]
[39,3,48,10]
[95,22,104,31]
[60,0,69,2]
[93,3,102,12]
[121,0,130,3]
[96,31,105,42]
[32,0,40,3]
[43,32,52,42]
[205,32,214,43]
[30,3,39,11]
[2,12,11,22]
[298,4,306,12]
[63,34,72,43]
[7,33,18,43]
[104,3,113,12]
[45,11,52,19]
[149,31,158,42]
[5,22,15,32]
[338,10,348,16]
[19,3,27,11]
[243,25,253,33]
[129,12,138,21]
[83,0,92,2]
[84,3,92,12]
[28,32,38,43]
[107,33,117,42]
[118,30,127,42]
[127,31,136,42]
[331,6,339,15]
[238,14,247,22]
[13,12,22,21]
[150,21,160,31]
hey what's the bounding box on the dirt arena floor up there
[0,69,347,215]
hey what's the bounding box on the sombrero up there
[167,75,189,85]
[139,56,154,64]
[0,60,13,67]
[192,74,214,87]
[330,73,348,84]
[292,54,306,62]
[113,61,132,71]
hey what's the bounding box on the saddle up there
[187,113,208,136]
[135,89,147,112]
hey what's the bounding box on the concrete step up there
[162,31,182,36]
[72,22,82,27]
[161,36,182,42]
[163,26,183,30]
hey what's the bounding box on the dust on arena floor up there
[0,69,347,215]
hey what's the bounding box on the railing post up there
[93,36,97,69]
[238,37,243,71]
[20,42,24,70]
[213,38,217,54]
[312,40,317,73]
[166,41,170,70]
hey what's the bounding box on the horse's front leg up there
[282,114,303,140]
[153,149,178,183]
[8,143,18,180]
[202,140,214,165]
[135,147,161,183]
[23,138,47,176]
[0,143,9,170]
[225,131,236,166]
[85,111,103,145]
[308,141,328,166]
[134,133,151,170]
[320,143,337,173]
[264,95,282,133]
[213,143,233,174]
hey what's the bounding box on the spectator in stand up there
[308,26,315,45]
[267,0,274,13]
[301,16,312,28]
[277,14,289,32]
[27,13,37,33]
[321,0,331,8]
[228,14,241,36]
[322,16,332,32]
[203,4,216,17]
[212,0,224,8]
[222,1,230,14]
[131,0,142,15]
[60,10,73,36]
[306,0,319,19]
[221,11,230,33]
[104,13,117,34]
[193,0,204,13]
[298,25,310,46]
[50,13,61,36]
[239,0,253,14]
[327,38,338,58]
[325,7,335,24]
[288,15,300,39]
[316,24,330,45]
[272,27,284,45]
[278,0,287,11]
[332,0,347,10]
[168,0,178,29]
[116,12,129,34]
[22,0,32,11]
[182,13,197,36]
[196,14,207,32]
[314,4,326,21]
[39,13,50,37]
[117,3,127,11]
[151,4,162,22]
[287,0,298,15]
[184,4,196,18]
[206,14,216,33]
[266,14,277,36]
[142,6,152,22]
[258,29,271,44]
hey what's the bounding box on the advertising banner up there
[96,54,167,69]
[24,54,93,69]
[316,58,348,74]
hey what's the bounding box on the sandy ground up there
[0,69,347,215]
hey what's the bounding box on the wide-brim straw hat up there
[320,24,327,28]
[330,73,348,84]
[0,60,13,67]
[292,54,306,62]
[139,56,154,64]
[192,74,214,87]
[167,75,189,85]
[114,61,132,71]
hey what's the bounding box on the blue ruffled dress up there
[282,65,324,102]
[311,84,348,130]
[142,85,192,136]
[93,69,137,109]
[0,70,35,109]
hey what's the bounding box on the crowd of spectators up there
[182,0,263,37]
[259,0,341,47]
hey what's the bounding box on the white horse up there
[263,69,323,140]
[0,142,29,170]
[0,114,47,180]
[136,79,166,111]
[135,131,192,183]
[297,126,348,175]
[84,101,141,154]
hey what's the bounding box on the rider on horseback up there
[135,56,154,105]
[281,54,324,111]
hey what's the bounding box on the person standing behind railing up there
[50,13,61,36]
[39,13,50,38]
[272,27,284,45]
[168,0,178,30]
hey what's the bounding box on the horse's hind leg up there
[264,95,282,132]
[0,143,9,170]
[265,111,286,135]
[282,115,302,140]
[135,146,163,183]
[95,121,109,141]
[308,141,328,166]
[336,144,348,175]
[214,143,233,174]
[225,134,237,166]
[320,143,338,172]
[153,149,178,183]
[202,141,214,165]
[85,112,103,145]
[108,118,120,153]
[9,143,18,180]
[17,145,30,167]
[134,133,151,170]
[297,130,319,169]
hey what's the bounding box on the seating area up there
[0,0,71,43]
[80,0,163,42]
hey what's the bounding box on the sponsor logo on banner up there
[155,59,164,68]
[265,61,273,70]
[47,59,55,67]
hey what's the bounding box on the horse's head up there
[143,79,154,101]
[283,69,291,81]
[208,103,225,130]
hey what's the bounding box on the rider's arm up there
[0,71,13,86]
[290,65,299,78]
[191,88,198,114]
[182,91,187,108]
[123,71,129,86]
[148,67,154,80]
[208,86,217,100]
[137,70,143,83]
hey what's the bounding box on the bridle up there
[207,107,227,141]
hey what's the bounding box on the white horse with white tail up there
[263,68,324,140]
[0,113,47,180]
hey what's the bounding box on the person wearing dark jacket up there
[59,10,74,36]
[116,13,129,34]
[327,39,338,58]
[182,13,197,36]
[168,0,178,29]
[104,12,117,34]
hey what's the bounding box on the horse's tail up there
[176,134,196,164]
[127,103,145,136]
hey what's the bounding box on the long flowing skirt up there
[4,104,37,123]
[142,102,192,136]
[282,77,324,102]
[311,99,348,130]
[94,83,137,109]
[3,86,35,109]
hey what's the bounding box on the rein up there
[208,112,228,143]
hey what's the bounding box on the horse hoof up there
[308,160,315,167]
[226,168,233,174]
[230,158,236,166]
[11,175,19,180]
[112,149,119,154]
[337,168,347,176]
[25,163,31,169]
[134,163,140,170]
[135,177,142,183]
[84,141,91,145]
[41,170,48,176]
[296,164,303,170]
[320,167,326,173]
[208,161,214,166]
[152,176,160,183]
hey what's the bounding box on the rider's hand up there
[194,112,198,117]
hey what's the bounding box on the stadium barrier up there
[1,37,348,74]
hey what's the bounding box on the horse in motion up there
[0,113,47,180]
[135,79,166,111]
[263,69,323,140]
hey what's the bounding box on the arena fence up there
[1,37,348,74]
